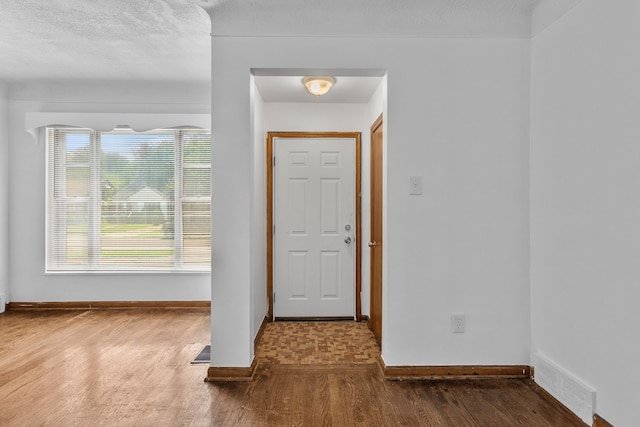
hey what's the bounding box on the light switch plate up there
[409,176,422,195]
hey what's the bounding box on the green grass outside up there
[101,223,167,238]
[68,224,167,239]
[65,222,177,262]
[69,222,164,232]
[65,250,88,259]
[101,223,154,233]
[66,249,174,259]
[100,249,174,258]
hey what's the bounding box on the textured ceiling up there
[0,0,580,84]
[0,0,211,82]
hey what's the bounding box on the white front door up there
[273,137,356,318]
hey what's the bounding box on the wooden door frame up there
[369,114,383,344]
[266,132,362,321]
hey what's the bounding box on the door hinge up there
[273,293,275,304]
[273,156,276,167]
[273,224,275,235]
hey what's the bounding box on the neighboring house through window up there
[46,126,211,272]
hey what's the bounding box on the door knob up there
[344,236,352,244]
[368,241,377,248]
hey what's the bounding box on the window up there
[46,127,211,272]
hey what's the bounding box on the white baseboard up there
[533,352,596,424]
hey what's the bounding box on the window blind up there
[46,127,211,272]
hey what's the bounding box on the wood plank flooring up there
[0,309,586,426]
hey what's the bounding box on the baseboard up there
[593,413,614,427]
[205,358,257,382]
[254,316,269,348]
[6,301,211,310]
[358,314,369,323]
[206,317,267,382]
[533,353,596,425]
[383,364,531,380]
[356,314,369,323]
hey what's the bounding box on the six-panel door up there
[274,138,355,318]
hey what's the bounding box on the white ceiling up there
[0,0,211,82]
[254,76,384,104]
[0,0,580,88]
[204,0,545,37]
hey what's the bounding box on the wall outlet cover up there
[452,313,465,333]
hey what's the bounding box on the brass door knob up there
[368,241,377,248]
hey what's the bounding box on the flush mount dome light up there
[303,76,335,96]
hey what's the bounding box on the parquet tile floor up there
[255,320,380,365]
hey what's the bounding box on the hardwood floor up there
[0,309,586,426]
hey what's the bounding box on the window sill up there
[44,269,211,276]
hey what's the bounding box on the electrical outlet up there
[452,313,465,333]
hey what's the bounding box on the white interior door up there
[274,137,355,318]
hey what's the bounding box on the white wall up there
[0,82,8,307]
[381,39,530,366]
[250,77,267,349]
[211,36,531,368]
[7,80,211,303]
[531,1,640,425]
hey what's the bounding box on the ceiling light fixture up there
[303,76,335,97]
